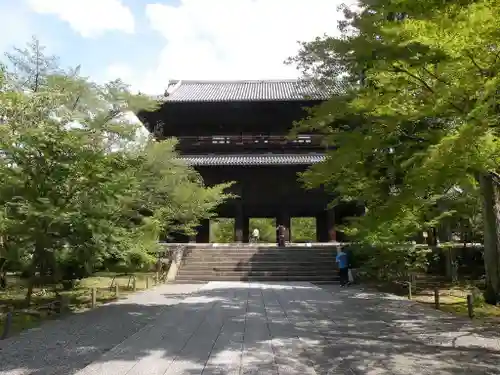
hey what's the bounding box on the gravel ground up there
[0,283,205,375]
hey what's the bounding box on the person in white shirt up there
[252,228,260,243]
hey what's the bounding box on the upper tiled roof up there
[164,79,333,102]
[180,153,326,166]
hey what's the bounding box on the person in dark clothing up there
[276,225,286,247]
[336,248,349,286]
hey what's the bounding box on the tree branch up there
[392,64,465,114]
[490,49,500,73]
[392,64,435,93]
[71,95,81,111]
[465,50,488,76]
[420,66,450,86]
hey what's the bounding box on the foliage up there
[346,244,431,282]
[249,218,276,242]
[209,217,316,243]
[0,38,231,300]
[291,218,316,242]
[210,219,234,243]
[290,0,500,302]
[136,139,233,239]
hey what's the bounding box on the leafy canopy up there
[0,38,232,295]
[291,0,500,244]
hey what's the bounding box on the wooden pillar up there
[316,209,337,242]
[243,216,250,243]
[288,219,292,243]
[326,208,336,242]
[438,222,452,243]
[234,200,244,243]
[196,219,210,243]
[316,212,326,242]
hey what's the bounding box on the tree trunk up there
[24,245,42,307]
[0,258,6,289]
[25,258,37,307]
[478,172,500,304]
[25,277,34,307]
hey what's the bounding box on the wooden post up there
[132,277,136,292]
[91,288,96,308]
[1,309,12,340]
[467,294,474,318]
[408,273,416,288]
[407,281,412,300]
[57,295,69,314]
[434,287,440,309]
[146,277,149,289]
[115,284,119,299]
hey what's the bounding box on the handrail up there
[177,134,324,146]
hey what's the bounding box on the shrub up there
[346,243,431,281]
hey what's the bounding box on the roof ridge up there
[163,78,333,102]
[168,78,311,85]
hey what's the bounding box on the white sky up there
[23,0,356,94]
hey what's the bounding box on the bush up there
[346,243,431,281]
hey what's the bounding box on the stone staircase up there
[175,245,340,283]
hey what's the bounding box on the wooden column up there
[316,212,327,242]
[196,219,210,243]
[234,200,244,243]
[326,208,337,242]
[243,216,250,243]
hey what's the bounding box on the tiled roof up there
[164,79,333,102]
[180,153,326,166]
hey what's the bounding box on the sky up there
[0,0,354,95]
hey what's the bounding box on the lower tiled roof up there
[180,153,326,166]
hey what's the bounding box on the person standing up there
[336,247,349,287]
[251,228,260,243]
[276,224,285,247]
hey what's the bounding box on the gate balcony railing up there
[176,134,325,148]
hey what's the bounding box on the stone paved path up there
[1,282,499,375]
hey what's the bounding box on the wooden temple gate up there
[138,79,362,243]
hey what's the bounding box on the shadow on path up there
[0,282,498,375]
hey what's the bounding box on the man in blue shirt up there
[336,247,349,287]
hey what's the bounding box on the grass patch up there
[0,272,156,338]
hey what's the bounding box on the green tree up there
[249,218,276,242]
[290,0,500,302]
[0,38,231,301]
[210,219,234,243]
[134,139,233,241]
[291,218,316,243]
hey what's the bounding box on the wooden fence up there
[1,274,164,340]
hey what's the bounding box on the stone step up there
[181,259,338,265]
[166,245,340,250]
[177,269,338,276]
[174,274,340,282]
[184,254,337,260]
[180,263,338,271]
[184,248,337,254]
[186,248,336,251]
[184,255,337,260]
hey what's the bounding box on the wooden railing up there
[176,134,325,148]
